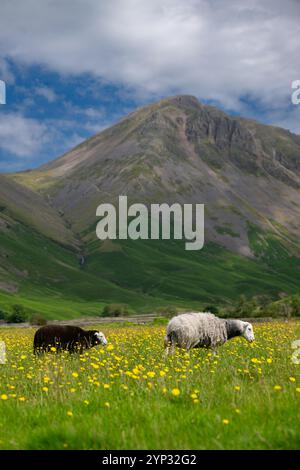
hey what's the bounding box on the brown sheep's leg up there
[33,346,43,355]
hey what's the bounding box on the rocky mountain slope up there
[1,95,300,316]
[11,95,300,256]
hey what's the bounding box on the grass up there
[0,321,299,449]
[1,202,300,319]
[2,216,300,319]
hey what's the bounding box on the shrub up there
[266,295,300,318]
[204,305,219,314]
[0,309,9,321]
[102,304,131,317]
[155,306,177,317]
[152,317,168,325]
[29,313,47,326]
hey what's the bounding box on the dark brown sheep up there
[33,324,108,354]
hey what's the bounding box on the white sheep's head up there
[241,322,255,342]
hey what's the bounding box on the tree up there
[7,304,27,323]
[279,301,293,321]
[0,309,8,321]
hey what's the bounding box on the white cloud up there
[62,101,105,119]
[0,0,299,128]
[266,105,300,135]
[0,113,48,157]
[35,86,57,102]
[0,58,15,85]
[0,113,84,161]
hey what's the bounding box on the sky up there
[0,0,299,172]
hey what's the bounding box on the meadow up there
[0,321,299,450]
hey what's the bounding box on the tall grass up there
[0,321,299,449]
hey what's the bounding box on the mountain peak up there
[156,94,200,108]
[8,94,300,259]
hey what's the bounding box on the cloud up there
[0,113,87,163]
[35,86,57,102]
[266,105,300,135]
[62,101,105,119]
[0,0,299,119]
[0,113,48,157]
[0,58,15,84]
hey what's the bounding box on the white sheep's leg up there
[210,348,218,359]
[164,334,178,357]
[163,336,172,357]
[166,339,177,356]
[163,345,170,358]
[170,342,176,355]
[205,347,217,361]
[163,345,176,358]
[185,348,192,358]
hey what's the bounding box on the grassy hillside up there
[0,174,76,247]
[1,216,300,319]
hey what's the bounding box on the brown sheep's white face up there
[94,331,108,346]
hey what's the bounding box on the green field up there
[1,217,300,319]
[0,321,299,449]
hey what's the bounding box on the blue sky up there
[0,62,143,171]
[0,0,299,172]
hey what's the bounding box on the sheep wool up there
[165,312,228,351]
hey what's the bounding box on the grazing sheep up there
[164,312,254,354]
[33,324,108,354]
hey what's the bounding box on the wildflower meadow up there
[0,321,299,450]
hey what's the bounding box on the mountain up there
[0,174,76,246]
[1,95,300,318]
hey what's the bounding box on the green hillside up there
[1,216,300,319]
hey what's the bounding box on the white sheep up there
[164,312,254,354]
